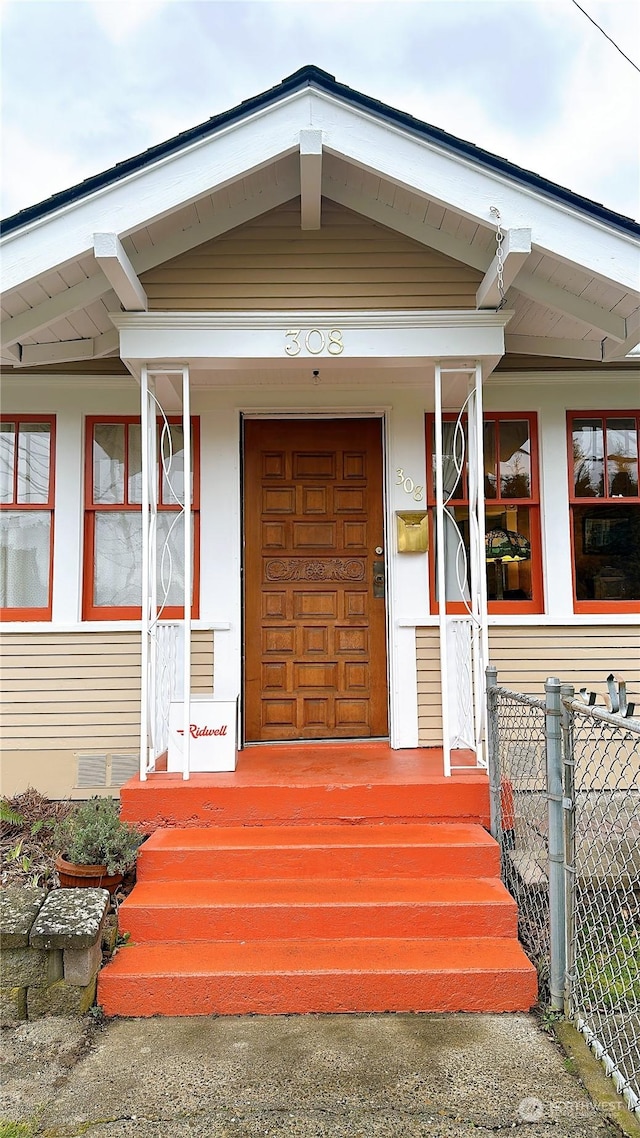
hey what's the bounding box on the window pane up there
[93,424,125,504]
[159,424,194,506]
[485,505,532,601]
[156,512,194,607]
[433,505,533,604]
[0,511,50,608]
[0,422,16,503]
[606,418,638,497]
[432,422,465,500]
[573,418,604,497]
[499,420,531,498]
[93,511,194,608]
[483,421,497,498]
[572,504,640,601]
[17,422,51,504]
[128,424,142,504]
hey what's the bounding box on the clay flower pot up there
[55,853,122,893]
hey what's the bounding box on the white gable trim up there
[312,93,640,292]
[3,87,638,298]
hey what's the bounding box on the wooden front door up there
[244,418,388,741]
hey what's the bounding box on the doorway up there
[243,418,388,741]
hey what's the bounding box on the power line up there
[570,0,640,75]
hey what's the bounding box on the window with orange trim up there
[0,416,55,620]
[568,412,639,612]
[426,412,543,614]
[83,416,200,619]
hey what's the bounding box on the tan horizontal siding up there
[416,624,640,745]
[0,629,214,750]
[489,626,639,692]
[141,198,482,311]
[416,627,442,743]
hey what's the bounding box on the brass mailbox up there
[396,511,429,553]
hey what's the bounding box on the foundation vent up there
[75,753,138,789]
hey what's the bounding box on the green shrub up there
[54,797,143,875]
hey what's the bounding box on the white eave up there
[1,78,639,372]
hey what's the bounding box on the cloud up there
[87,0,171,43]
[1,125,92,218]
[1,0,638,221]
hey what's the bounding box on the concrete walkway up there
[0,1012,625,1136]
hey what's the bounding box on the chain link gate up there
[487,667,640,1115]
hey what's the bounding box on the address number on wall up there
[284,329,344,356]
[396,468,425,502]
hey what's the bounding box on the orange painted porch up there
[120,742,490,831]
[101,743,536,1017]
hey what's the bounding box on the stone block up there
[0,985,27,1022]
[1,946,63,988]
[27,976,97,1018]
[30,888,109,949]
[63,940,103,986]
[0,887,47,947]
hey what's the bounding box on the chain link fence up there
[487,668,640,1115]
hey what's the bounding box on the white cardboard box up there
[168,696,237,772]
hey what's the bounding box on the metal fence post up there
[560,684,576,1020]
[486,665,501,841]
[545,676,566,1011]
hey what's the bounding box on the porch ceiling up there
[2,78,639,372]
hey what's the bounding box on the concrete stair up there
[99,818,537,1016]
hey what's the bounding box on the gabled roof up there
[3,65,639,239]
[2,65,639,371]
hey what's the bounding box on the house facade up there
[2,66,639,798]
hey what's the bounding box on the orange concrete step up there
[120,745,489,831]
[136,823,500,881]
[122,775,489,830]
[119,876,517,942]
[98,936,537,1016]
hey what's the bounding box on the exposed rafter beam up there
[514,271,627,341]
[601,308,640,360]
[299,129,322,230]
[476,228,531,308]
[1,274,108,348]
[324,178,491,271]
[94,233,147,311]
[1,343,21,365]
[505,334,602,360]
[17,330,119,368]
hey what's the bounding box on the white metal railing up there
[434,362,489,774]
[140,365,192,780]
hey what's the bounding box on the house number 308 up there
[396,468,424,502]
[284,329,344,356]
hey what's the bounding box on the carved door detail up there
[244,418,388,741]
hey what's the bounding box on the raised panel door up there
[244,418,388,740]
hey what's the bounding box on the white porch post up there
[434,362,452,776]
[181,365,192,780]
[140,365,158,780]
[467,363,489,757]
[139,364,192,779]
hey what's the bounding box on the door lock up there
[373,559,385,599]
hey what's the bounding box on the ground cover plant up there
[1,789,73,889]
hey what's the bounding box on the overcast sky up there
[1,0,639,223]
